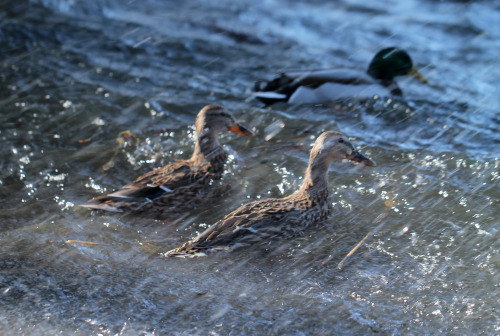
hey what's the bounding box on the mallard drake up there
[166,131,375,257]
[83,105,253,217]
[253,47,428,105]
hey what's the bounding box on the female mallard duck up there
[83,105,253,217]
[166,131,375,257]
[253,47,428,105]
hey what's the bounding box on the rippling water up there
[1,0,499,335]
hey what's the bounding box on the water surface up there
[1,0,499,335]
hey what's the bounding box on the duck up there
[82,105,253,217]
[166,131,375,257]
[253,47,428,105]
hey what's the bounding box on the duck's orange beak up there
[229,122,254,136]
[409,66,428,84]
[346,150,376,167]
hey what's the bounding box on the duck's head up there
[195,105,253,137]
[311,131,376,167]
[367,47,428,84]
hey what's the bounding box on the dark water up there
[1,0,499,335]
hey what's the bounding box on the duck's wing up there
[254,69,375,105]
[287,69,375,87]
[169,198,304,256]
[84,160,195,208]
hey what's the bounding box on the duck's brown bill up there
[346,150,376,166]
[229,122,254,136]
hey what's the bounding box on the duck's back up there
[254,68,391,105]
[84,149,229,216]
[286,69,375,85]
[171,189,332,255]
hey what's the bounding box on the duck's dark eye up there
[338,138,344,143]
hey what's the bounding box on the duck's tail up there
[163,248,207,258]
[81,192,130,212]
[82,183,171,213]
[82,182,173,213]
[252,89,288,105]
[162,238,223,258]
[253,73,297,105]
[80,202,123,212]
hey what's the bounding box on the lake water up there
[1,0,499,335]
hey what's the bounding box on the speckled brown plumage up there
[82,105,253,218]
[166,131,375,257]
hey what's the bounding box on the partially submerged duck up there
[253,47,428,105]
[83,105,253,217]
[166,131,375,257]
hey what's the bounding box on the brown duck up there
[166,131,375,257]
[83,105,253,217]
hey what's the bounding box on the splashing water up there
[1,0,499,335]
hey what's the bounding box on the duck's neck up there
[191,130,224,164]
[299,155,333,197]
